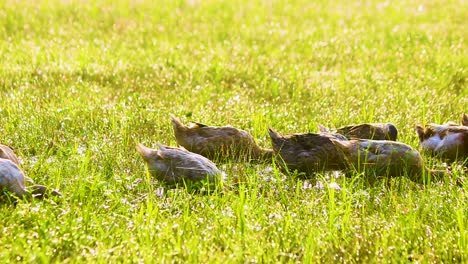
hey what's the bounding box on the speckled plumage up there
[325,123,398,141]
[268,128,348,175]
[136,143,222,184]
[331,139,446,183]
[171,115,272,161]
[416,124,468,162]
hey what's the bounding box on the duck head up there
[384,123,398,141]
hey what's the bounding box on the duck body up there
[416,125,468,161]
[171,115,272,161]
[332,123,398,141]
[0,158,62,200]
[268,128,348,175]
[331,139,425,181]
[136,143,222,184]
[0,158,28,198]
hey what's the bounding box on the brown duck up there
[320,123,398,141]
[331,139,448,184]
[136,143,222,185]
[462,113,468,126]
[416,124,468,162]
[0,158,62,200]
[171,115,272,161]
[268,128,348,175]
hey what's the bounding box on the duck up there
[415,124,468,162]
[462,113,467,126]
[136,143,222,185]
[330,139,448,184]
[171,115,273,161]
[0,144,21,165]
[268,128,348,175]
[0,158,62,200]
[320,123,398,141]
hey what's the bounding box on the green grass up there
[0,0,467,262]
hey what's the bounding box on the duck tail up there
[170,114,187,131]
[317,124,330,133]
[136,143,157,161]
[0,144,21,166]
[267,127,281,140]
[267,127,286,149]
[156,143,167,151]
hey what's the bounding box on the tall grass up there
[0,0,467,262]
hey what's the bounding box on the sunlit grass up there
[0,0,467,262]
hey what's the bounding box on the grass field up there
[0,0,467,262]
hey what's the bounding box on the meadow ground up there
[0,0,467,262]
